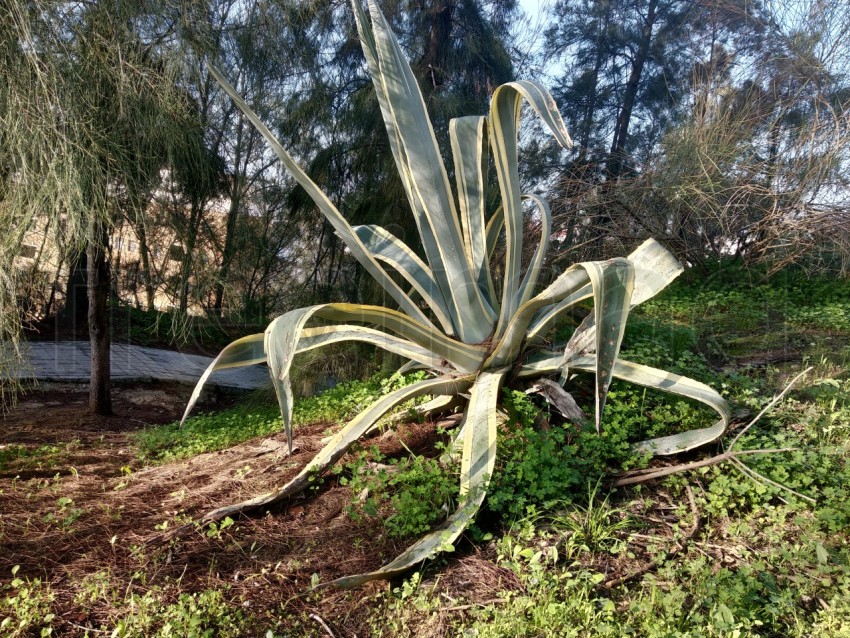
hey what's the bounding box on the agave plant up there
[182,0,730,588]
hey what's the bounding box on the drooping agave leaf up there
[179,326,450,428]
[574,259,635,432]
[485,203,504,262]
[313,305,486,370]
[328,369,505,588]
[560,239,683,361]
[355,0,493,343]
[524,284,593,343]
[519,354,730,454]
[205,64,433,331]
[486,257,634,430]
[629,238,685,306]
[527,378,586,425]
[353,224,454,334]
[263,303,487,451]
[361,393,463,439]
[526,238,680,342]
[197,374,475,526]
[179,333,265,426]
[490,81,573,336]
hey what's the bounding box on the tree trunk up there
[420,0,453,90]
[135,220,156,311]
[607,0,658,179]
[178,198,204,315]
[213,108,249,317]
[88,217,112,415]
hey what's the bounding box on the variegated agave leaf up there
[180,0,731,589]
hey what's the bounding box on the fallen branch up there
[309,613,337,637]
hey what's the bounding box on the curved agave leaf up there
[519,354,730,454]
[353,224,454,334]
[450,115,497,311]
[483,195,550,307]
[179,324,450,428]
[485,204,505,261]
[572,260,635,432]
[354,1,492,343]
[179,333,265,426]
[560,239,683,362]
[264,302,487,451]
[206,64,433,331]
[490,80,573,337]
[328,369,505,588]
[629,238,685,306]
[297,326,447,372]
[516,194,552,308]
[526,238,680,342]
[361,393,462,439]
[197,374,475,526]
[524,284,593,343]
[313,304,486,370]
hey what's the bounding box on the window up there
[20,244,37,259]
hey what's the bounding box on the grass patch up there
[135,372,427,463]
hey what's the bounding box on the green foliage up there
[341,444,459,539]
[487,390,637,518]
[65,569,250,636]
[555,480,632,556]
[0,566,55,637]
[639,266,850,364]
[369,509,850,638]
[0,444,66,472]
[136,372,424,463]
[110,589,244,638]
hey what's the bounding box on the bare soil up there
[0,383,675,636]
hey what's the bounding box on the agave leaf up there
[264,302,487,451]
[560,239,683,361]
[179,333,265,426]
[353,224,454,334]
[628,238,685,306]
[362,393,462,439]
[327,369,505,588]
[595,357,729,454]
[298,325,447,372]
[525,284,593,343]
[526,238,678,342]
[483,194,550,306]
[313,304,486,371]
[516,194,552,308]
[487,257,633,430]
[450,115,497,311]
[527,378,586,425]
[356,1,492,343]
[198,374,475,526]
[485,203,505,261]
[519,354,730,454]
[569,259,635,432]
[205,64,434,330]
[490,81,572,336]
[180,325,450,428]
